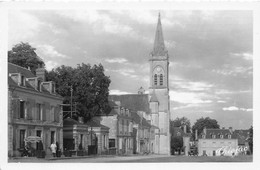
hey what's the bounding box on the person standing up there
[50,142,57,157]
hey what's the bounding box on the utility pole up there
[70,85,73,118]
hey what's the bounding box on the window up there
[159,74,163,85]
[103,135,106,149]
[19,101,25,119]
[20,130,26,148]
[109,139,115,148]
[154,74,157,85]
[36,130,42,150]
[220,135,223,139]
[54,107,59,122]
[37,80,41,91]
[212,135,216,139]
[228,135,231,139]
[51,131,55,144]
[21,75,25,86]
[50,106,55,121]
[36,103,42,120]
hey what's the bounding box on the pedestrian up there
[50,142,57,157]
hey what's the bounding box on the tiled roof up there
[131,111,151,128]
[8,62,35,78]
[63,117,82,126]
[8,63,62,98]
[109,94,150,113]
[85,120,109,129]
[200,129,235,139]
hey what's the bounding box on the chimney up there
[229,127,233,133]
[195,129,198,140]
[36,64,46,81]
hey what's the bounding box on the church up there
[109,13,171,155]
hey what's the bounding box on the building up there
[8,63,63,157]
[198,128,238,156]
[171,126,191,156]
[148,13,171,154]
[100,101,134,155]
[63,117,89,153]
[85,119,110,155]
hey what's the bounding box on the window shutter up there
[12,99,20,119]
[42,103,47,121]
[44,102,50,121]
[27,98,35,120]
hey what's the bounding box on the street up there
[8,154,253,163]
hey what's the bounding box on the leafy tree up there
[46,63,111,122]
[171,136,183,155]
[170,117,191,133]
[248,126,253,154]
[191,117,220,140]
[8,42,44,74]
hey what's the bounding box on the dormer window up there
[220,135,223,139]
[212,135,216,139]
[20,75,25,86]
[202,135,206,139]
[228,134,231,139]
[37,79,42,91]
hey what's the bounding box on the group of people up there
[50,141,60,157]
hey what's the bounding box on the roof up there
[200,129,236,139]
[8,63,62,98]
[152,13,167,56]
[131,111,151,128]
[85,120,109,129]
[233,130,250,145]
[109,94,150,113]
[63,117,82,126]
[8,62,35,78]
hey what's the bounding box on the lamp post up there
[70,85,73,118]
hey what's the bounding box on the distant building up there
[8,63,63,157]
[198,127,238,156]
[100,101,134,155]
[233,129,250,153]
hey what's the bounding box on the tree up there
[8,42,44,74]
[191,117,220,140]
[171,136,183,155]
[170,117,191,133]
[46,63,111,122]
[248,126,253,154]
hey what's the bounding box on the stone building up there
[8,63,63,157]
[100,101,134,155]
[63,117,89,152]
[198,128,238,156]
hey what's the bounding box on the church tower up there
[149,13,170,155]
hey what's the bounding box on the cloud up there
[223,106,253,112]
[231,52,253,61]
[105,58,128,64]
[109,89,131,95]
[217,100,226,103]
[36,44,69,59]
[45,60,59,71]
[169,91,213,104]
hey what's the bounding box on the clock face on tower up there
[154,66,163,73]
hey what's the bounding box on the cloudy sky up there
[8,10,253,129]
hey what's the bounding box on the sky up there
[8,10,253,129]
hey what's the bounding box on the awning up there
[24,136,42,143]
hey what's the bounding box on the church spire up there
[152,13,166,56]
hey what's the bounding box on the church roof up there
[109,94,150,113]
[152,13,167,56]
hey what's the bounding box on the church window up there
[159,74,163,85]
[154,74,158,85]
